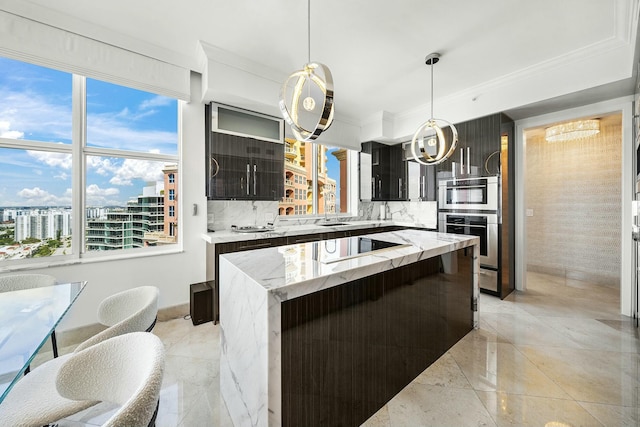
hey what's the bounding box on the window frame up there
[309,143,354,218]
[78,75,180,260]
[279,140,356,219]
[0,65,181,268]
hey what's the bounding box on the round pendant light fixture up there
[279,0,334,142]
[410,53,458,165]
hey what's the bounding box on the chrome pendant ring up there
[279,62,334,142]
[410,118,458,166]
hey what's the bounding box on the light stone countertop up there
[201,219,436,245]
[219,228,478,302]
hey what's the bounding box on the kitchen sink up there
[231,225,275,233]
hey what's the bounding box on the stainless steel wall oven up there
[438,212,498,269]
[438,175,502,294]
[438,176,499,211]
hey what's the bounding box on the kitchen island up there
[219,229,479,427]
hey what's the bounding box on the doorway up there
[523,114,622,290]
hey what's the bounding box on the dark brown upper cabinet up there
[206,132,284,201]
[436,113,513,178]
[361,141,407,201]
[205,104,285,201]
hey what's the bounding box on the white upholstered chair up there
[56,332,166,427]
[0,273,57,292]
[0,273,60,360]
[0,286,160,427]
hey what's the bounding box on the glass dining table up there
[0,281,86,403]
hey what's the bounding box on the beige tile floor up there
[32,272,640,426]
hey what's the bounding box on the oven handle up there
[446,224,487,229]
[446,185,486,190]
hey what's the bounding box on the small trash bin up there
[190,281,213,325]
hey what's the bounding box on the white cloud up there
[1,82,175,153]
[0,120,24,139]
[85,184,120,206]
[0,89,72,142]
[86,184,119,197]
[54,172,69,180]
[108,158,164,186]
[87,115,177,153]
[27,150,72,169]
[139,95,173,110]
[87,157,119,176]
[16,186,71,205]
[18,187,49,198]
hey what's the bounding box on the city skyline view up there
[0,56,178,208]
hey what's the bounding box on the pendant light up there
[410,53,458,165]
[279,0,334,142]
[545,119,600,142]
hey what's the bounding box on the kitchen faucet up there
[323,185,329,222]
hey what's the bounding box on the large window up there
[0,56,179,263]
[279,139,354,217]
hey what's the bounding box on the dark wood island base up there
[219,230,479,427]
[282,249,473,426]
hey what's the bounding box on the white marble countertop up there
[201,219,435,244]
[219,229,478,302]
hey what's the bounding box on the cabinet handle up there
[246,164,250,196]
[371,177,375,198]
[210,157,219,178]
[378,179,381,198]
[253,164,257,196]
[421,175,425,199]
[398,178,402,198]
[239,242,271,250]
[466,147,471,175]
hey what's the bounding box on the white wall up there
[17,72,208,331]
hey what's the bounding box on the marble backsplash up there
[207,200,437,231]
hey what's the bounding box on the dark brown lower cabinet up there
[280,248,474,427]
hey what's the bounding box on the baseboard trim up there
[526,264,619,288]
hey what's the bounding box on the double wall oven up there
[438,176,501,293]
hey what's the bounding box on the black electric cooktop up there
[316,237,407,264]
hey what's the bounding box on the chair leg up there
[51,330,59,358]
[24,330,57,377]
[147,400,159,427]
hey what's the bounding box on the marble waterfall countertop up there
[219,228,479,427]
[219,228,478,302]
[201,219,436,244]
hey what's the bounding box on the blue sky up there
[0,56,177,208]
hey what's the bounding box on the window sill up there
[0,246,184,273]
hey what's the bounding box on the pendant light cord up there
[430,60,434,119]
[307,0,311,64]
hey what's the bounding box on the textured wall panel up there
[525,120,621,286]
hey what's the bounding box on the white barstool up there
[0,286,160,426]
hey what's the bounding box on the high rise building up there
[86,168,179,251]
[86,182,166,251]
[14,209,71,241]
[162,164,178,241]
[279,139,336,216]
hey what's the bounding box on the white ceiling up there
[4,0,639,137]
